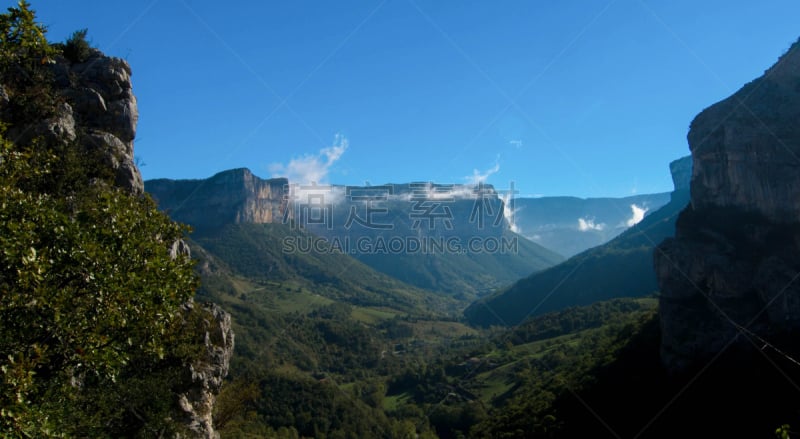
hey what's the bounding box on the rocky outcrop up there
[146,169,288,231]
[656,38,800,372]
[687,41,800,223]
[177,302,234,439]
[6,48,143,193]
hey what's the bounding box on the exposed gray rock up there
[669,155,692,193]
[114,157,143,194]
[687,40,800,224]
[170,239,192,260]
[65,86,107,121]
[47,50,143,194]
[146,169,289,231]
[177,301,234,439]
[656,38,800,372]
[8,101,76,147]
[87,130,128,160]
[44,101,77,143]
[5,50,142,194]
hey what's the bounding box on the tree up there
[62,28,90,63]
[0,2,206,436]
[0,1,57,124]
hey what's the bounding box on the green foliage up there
[776,424,791,439]
[502,297,657,345]
[0,3,208,435]
[354,229,563,301]
[62,28,90,63]
[192,222,454,315]
[468,311,656,438]
[377,299,658,438]
[0,1,52,68]
[190,227,474,437]
[0,1,58,124]
[0,131,201,436]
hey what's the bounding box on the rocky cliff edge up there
[656,38,800,372]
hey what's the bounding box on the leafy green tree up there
[0,1,57,124]
[0,2,206,436]
[0,129,202,436]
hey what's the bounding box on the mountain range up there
[512,192,671,257]
[464,156,691,326]
[147,174,565,300]
[146,170,682,301]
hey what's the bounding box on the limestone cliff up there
[5,48,144,194]
[687,41,800,223]
[146,169,288,231]
[656,38,800,372]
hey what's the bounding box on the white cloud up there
[626,204,648,227]
[269,134,348,184]
[463,160,519,232]
[501,191,520,233]
[578,217,605,232]
[465,161,500,185]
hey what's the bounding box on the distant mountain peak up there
[146,170,287,231]
[669,155,692,193]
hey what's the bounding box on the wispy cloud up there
[626,204,648,226]
[578,217,605,232]
[269,134,348,184]
[465,161,500,184]
[464,160,519,232]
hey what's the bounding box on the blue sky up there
[32,0,800,198]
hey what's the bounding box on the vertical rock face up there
[669,155,692,193]
[687,40,800,222]
[5,48,143,193]
[146,169,289,231]
[656,38,800,372]
[177,302,234,439]
[52,48,143,193]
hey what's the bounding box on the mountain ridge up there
[465,156,690,327]
[512,191,672,257]
[147,171,565,300]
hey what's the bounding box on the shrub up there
[62,28,90,63]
